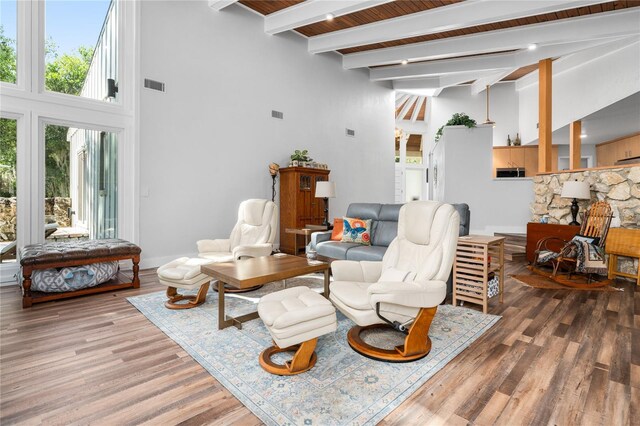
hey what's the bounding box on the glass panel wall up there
[45,124,117,241]
[0,118,17,263]
[45,0,118,102]
[0,0,17,84]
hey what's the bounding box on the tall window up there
[47,124,118,240]
[0,117,17,263]
[0,0,17,84]
[45,0,118,102]
[0,0,135,281]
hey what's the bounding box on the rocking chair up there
[530,201,613,288]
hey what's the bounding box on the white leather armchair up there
[329,201,460,362]
[197,199,278,291]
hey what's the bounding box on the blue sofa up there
[309,202,470,261]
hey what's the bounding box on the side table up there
[285,228,316,256]
[453,235,505,314]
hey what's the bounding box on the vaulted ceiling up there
[212,0,640,123]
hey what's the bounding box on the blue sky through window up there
[0,0,111,56]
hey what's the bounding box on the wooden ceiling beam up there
[410,97,425,123]
[397,96,418,121]
[370,38,631,81]
[208,0,239,12]
[265,0,392,35]
[470,69,517,95]
[342,8,640,69]
[516,36,640,90]
[309,0,606,54]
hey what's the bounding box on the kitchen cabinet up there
[596,133,640,167]
[493,145,558,177]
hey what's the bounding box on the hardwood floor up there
[0,261,637,425]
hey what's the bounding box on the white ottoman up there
[258,286,337,375]
[157,257,214,309]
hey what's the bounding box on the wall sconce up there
[107,78,118,98]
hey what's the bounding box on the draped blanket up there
[538,240,608,275]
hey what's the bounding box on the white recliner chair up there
[197,199,278,292]
[329,201,460,362]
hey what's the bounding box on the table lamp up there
[315,181,336,228]
[560,180,591,226]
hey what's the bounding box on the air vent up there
[346,128,355,137]
[144,78,165,92]
[271,110,284,119]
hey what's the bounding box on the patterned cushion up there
[30,261,119,292]
[341,217,372,246]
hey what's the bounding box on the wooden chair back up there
[579,201,612,247]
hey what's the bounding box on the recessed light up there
[580,134,587,138]
[527,43,537,51]
[401,59,409,65]
[325,13,334,21]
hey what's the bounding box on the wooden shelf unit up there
[453,235,505,314]
[279,167,330,255]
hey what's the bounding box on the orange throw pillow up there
[330,218,344,241]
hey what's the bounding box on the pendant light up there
[483,84,496,127]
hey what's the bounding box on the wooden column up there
[569,120,582,170]
[538,58,552,173]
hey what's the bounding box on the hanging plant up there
[435,113,477,142]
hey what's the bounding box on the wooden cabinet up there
[279,167,330,255]
[596,133,640,167]
[596,144,615,167]
[493,145,558,177]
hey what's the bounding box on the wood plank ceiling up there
[226,0,640,117]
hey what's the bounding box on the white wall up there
[425,83,519,155]
[138,1,395,267]
[518,41,640,145]
[431,126,533,234]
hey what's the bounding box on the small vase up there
[514,133,521,146]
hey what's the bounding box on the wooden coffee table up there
[201,255,330,330]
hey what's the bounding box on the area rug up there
[512,274,621,292]
[127,276,500,426]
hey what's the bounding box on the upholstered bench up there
[157,257,214,309]
[20,239,141,308]
[258,286,337,375]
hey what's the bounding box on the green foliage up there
[0,27,16,84]
[0,25,94,197]
[45,44,93,95]
[290,149,312,162]
[0,118,17,197]
[435,113,477,142]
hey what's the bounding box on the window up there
[0,117,17,263]
[0,0,135,281]
[0,0,17,84]
[47,123,118,240]
[45,0,118,102]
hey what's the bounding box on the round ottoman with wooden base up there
[258,286,337,375]
[157,257,214,310]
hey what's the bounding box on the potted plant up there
[290,149,312,167]
[435,113,477,142]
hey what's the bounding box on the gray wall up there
[138,1,395,267]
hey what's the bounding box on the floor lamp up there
[315,181,336,229]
